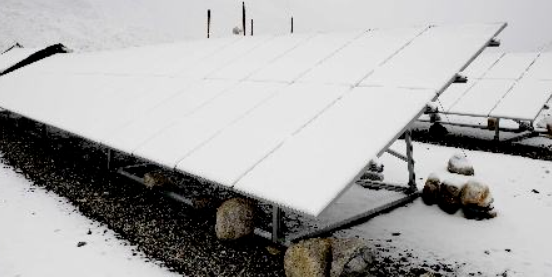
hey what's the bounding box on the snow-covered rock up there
[447,153,474,176]
[422,173,441,205]
[284,238,332,277]
[460,180,497,219]
[438,179,463,214]
[459,179,492,207]
[215,198,256,240]
[232,26,243,35]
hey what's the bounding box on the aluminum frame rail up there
[114,129,419,246]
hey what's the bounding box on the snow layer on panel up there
[207,34,313,81]
[74,76,200,144]
[484,52,538,80]
[523,52,552,81]
[247,31,364,83]
[436,81,473,112]
[361,23,504,91]
[0,47,40,72]
[134,81,286,171]
[234,87,435,216]
[155,37,241,76]
[489,79,552,121]
[447,79,514,116]
[174,36,275,79]
[461,52,503,78]
[298,27,426,85]
[105,79,237,152]
[176,83,350,185]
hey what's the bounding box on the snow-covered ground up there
[0,161,180,277]
[1,140,549,276]
[321,140,551,276]
[1,0,550,52]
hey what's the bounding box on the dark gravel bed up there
[0,116,461,277]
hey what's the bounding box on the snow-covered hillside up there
[1,0,550,52]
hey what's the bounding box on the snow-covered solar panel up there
[0,46,46,74]
[438,52,552,121]
[0,23,504,216]
[361,24,504,91]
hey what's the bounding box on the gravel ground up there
[0,115,502,277]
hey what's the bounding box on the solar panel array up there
[0,23,504,216]
[438,52,552,121]
[0,47,42,73]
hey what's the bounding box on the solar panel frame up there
[0,23,506,216]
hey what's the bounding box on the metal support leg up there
[106,149,112,171]
[494,118,500,141]
[405,129,417,193]
[272,205,282,243]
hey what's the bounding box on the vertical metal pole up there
[494,118,500,141]
[290,17,294,34]
[405,129,417,193]
[207,9,211,39]
[107,149,112,171]
[272,205,282,243]
[250,19,253,36]
[242,2,246,36]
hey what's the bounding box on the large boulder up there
[438,179,462,214]
[330,238,375,277]
[215,198,256,240]
[422,173,441,205]
[459,180,492,207]
[460,180,497,220]
[447,153,474,176]
[284,238,332,277]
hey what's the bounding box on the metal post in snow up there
[405,129,417,193]
[207,9,211,39]
[242,2,246,36]
[250,19,253,36]
[291,17,294,34]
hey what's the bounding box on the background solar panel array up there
[438,52,552,121]
[0,23,504,216]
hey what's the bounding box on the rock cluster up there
[284,238,376,277]
[423,154,496,219]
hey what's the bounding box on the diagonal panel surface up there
[483,52,539,79]
[234,87,435,216]
[248,31,365,83]
[176,83,350,186]
[133,81,286,169]
[488,79,552,121]
[298,26,427,85]
[361,24,505,91]
[446,79,515,116]
[0,47,42,72]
